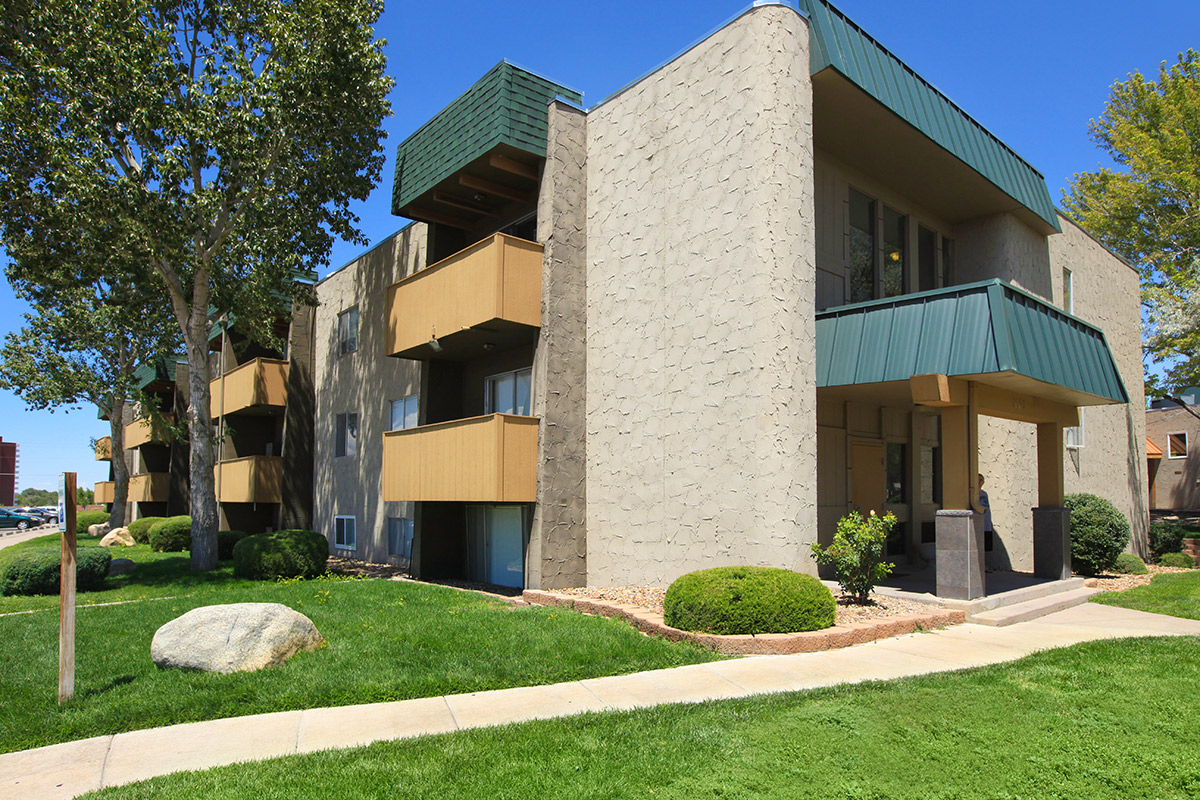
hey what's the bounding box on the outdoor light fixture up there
[429,325,443,353]
[482,342,496,351]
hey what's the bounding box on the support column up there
[936,509,985,599]
[1034,421,1071,579]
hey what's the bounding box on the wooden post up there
[59,472,77,704]
[1037,423,1065,507]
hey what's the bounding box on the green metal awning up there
[816,280,1128,406]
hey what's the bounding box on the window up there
[390,395,419,431]
[1065,409,1084,449]
[338,306,359,355]
[334,516,356,549]
[847,188,875,303]
[388,516,414,560]
[485,368,532,415]
[1062,268,1073,313]
[1169,432,1188,459]
[882,206,907,297]
[918,226,937,292]
[885,442,907,505]
[335,412,358,457]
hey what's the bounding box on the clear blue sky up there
[2,0,1197,494]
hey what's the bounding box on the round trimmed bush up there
[1159,552,1196,569]
[1148,521,1194,558]
[1,548,112,596]
[663,566,835,635]
[76,510,109,536]
[127,516,165,545]
[1113,553,1148,575]
[1065,493,1131,576]
[232,530,328,580]
[148,516,192,552]
[217,530,249,561]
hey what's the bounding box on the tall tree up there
[0,0,391,568]
[1063,50,1200,397]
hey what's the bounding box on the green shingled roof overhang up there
[816,280,1128,406]
[392,61,582,220]
[797,0,1060,233]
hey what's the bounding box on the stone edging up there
[522,590,965,655]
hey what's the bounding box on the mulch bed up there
[1083,563,1196,592]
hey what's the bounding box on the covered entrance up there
[816,280,1129,599]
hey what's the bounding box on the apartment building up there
[1146,391,1200,511]
[317,0,1146,599]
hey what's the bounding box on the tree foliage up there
[15,488,56,507]
[0,0,392,568]
[1063,51,1200,395]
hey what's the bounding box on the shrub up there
[217,530,250,561]
[76,510,109,536]
[148,516,192,552]
[233,529,328,580]
[0,548,112,596]
[1064,494,1131,576]
[1159,552,1197,569]
[1113,553,1148,575]
[810,510,896,602]
[126,516,164,545]
[663,566,835,635]
[1149,521,1190,558]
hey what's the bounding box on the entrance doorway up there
[466,504,528,588]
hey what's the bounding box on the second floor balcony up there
[94,482,114,504]
[125,415,173,449]
[94,436,112,461]
[210,358,289,419]
[129,473,169,503]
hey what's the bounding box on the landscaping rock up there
[151,603,323,673]
[87,522,111,538]
[108,558,136,576]
[99,528,134,547]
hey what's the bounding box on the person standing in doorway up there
[978,473,994,554]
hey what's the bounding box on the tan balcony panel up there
[95,481,115,504]
[129,473,169,503]
[383,413,538,502]
[125,415,174,449]
[386,233,542,360]
[94,436,112,461]
[215,455,283,504]
[210,358,289,418]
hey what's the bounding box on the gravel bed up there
[1084,563,1195,592]
[557,585,936,626]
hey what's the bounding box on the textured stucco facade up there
[584,4,817,586]
[1146,406,1200,510]
[313,225,426,563]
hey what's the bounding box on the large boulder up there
[151,603,323,673]
[99,528,134,547]
[87,522,111,539]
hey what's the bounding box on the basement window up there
[334,516,356,550]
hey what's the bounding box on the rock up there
[151,603,323,674]
[87,522,111,538]
[108,558,136,576]
[99,528,134,547]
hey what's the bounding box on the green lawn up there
[0,535,719,753]
[1092,570,1200,620]
[82,636,1200,799]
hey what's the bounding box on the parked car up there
[37,506,59,524]
[11,507,47,524]
[0,508,39,530]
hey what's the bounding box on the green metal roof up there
[816,280,1128,404]
[796,0,1060,232]
[134,356,182,390]
[391,61,582,216]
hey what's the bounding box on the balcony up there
[129,473,169,503]
[382,413,538,502]
[210,358,289,418]
[94,436,112,461]
[125,415,173,449]
[215,455,283,504]
[95,482,114,504]
[385,233,542,360]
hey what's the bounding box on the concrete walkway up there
[3,603,1199,800]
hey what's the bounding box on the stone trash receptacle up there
[151,602,323,674]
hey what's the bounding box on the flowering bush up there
[811,510,896,603]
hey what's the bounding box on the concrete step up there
[967,587,1100,627]
[966,576,1089,613]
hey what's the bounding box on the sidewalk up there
[3,603,1198,800]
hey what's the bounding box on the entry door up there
[851,442,886,517]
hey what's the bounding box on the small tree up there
[811,510,896,604]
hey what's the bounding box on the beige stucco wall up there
[1146,407,1200,509]
[313,224,427,563]
[584,4,817,586]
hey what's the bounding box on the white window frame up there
[335,412,358,458]
[1065,408,1084,449]
[334,516,356,550]
[388,515,415,559]
[484,367,533,416]
[1063,268,1074,314]
[1168,432,1188,459]
[390,394,419,431]
[337,306,359,356]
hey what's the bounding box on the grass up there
[0,535,719,754]
[82,636,1200,799]
[1092,570,1200,621]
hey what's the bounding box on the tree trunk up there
[108,396,129,529]
[184,310,219,571]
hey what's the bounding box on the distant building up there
[1146,387,1200,510]
[0,437,17,507]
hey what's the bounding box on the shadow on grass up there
[81,675,137,700]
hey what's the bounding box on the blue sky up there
[2,0,1197,494]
